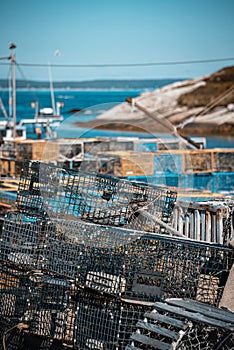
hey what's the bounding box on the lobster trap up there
[74,288,153,350]
[77,234,234,305]
[1,211,233,306]
[26,273,74,344]
[127,298,234,350]
[38,218,234,305]
[0,324,25,350]
[0,329,75,350]
[16,161,177,231]
[0,211,45,270]
[41,218,143,280]
[0,266,76,347]
[0,263,29,325]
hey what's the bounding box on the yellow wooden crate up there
[113,152,154,176]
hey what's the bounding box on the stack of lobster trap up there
[0,161,233,349]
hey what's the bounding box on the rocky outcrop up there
[77,66,234,136]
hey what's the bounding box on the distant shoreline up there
[0,87,153,92]
[0,78,186,90]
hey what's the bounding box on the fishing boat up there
[18,100,64,139]
[0,43,64,141]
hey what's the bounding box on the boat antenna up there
[48,62,56,114]
[9,43,17,138]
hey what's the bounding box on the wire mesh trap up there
[0,263,29,326]
[0,331,74,350]
[77,234,234,304]
[1,211,233,304]
[0,324,25,350]
[26,273,74,344]
[127,298,234,350]
[1,160,233,349]
[40,218,234,304]
[74,288,153,350]
[0,211,45,270]
[41,218,144,280]
[0,267,76,347]
[16,161,177,231]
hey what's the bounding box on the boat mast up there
[48,63,56,114]
[9,43,17,138]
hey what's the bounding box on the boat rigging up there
[0,44,64,141]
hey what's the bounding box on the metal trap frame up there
[41,218,143,280]
[77,234,233,305]
[0,221,233,348]
[74,288,153,350]
[0,323,25,350]
[35,217,234,304]
[1,211,233,306]
[0,264,75,347]
[127,298,234,350]
[0,329,74,350]
[0,211,45,270]
[16,161,177,231]
[26,273,74,344]
[43,219,233,304]
[0,263,30,326]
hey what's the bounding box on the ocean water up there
[0,89,141,120]
[0,89,233,148]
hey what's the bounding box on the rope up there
[2,323,29,350]
[15,62,39,103]
[177,84,234,129]
[194,84,234,118]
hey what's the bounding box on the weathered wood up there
[216,209,223,244]
[184,213,190,238]
[194,210,200,240]
[200,211,206,241]
[178,206,184,233]
[166,299,234,324]
[136,321,178,340]
[154,302,234,330]
[172,200,233,243]
[205,211,212,242]
[130,332,171,350]
[211,213,217,243]
[144,311,188,330]
[189,210,194,239]
[126,345,143,350]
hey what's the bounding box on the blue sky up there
[1,0,234,81]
